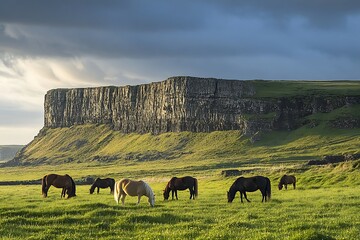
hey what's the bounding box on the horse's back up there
[170,176,196,189]
[107,178,115,184]
[183,176,196,182]
[43,173,73,189]
[282,175,296,183]
[287,175,296,183]
[44,173,58,182]
[234,176,269,191]
[118,179,144,196]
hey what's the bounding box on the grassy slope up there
[1,119,359,183]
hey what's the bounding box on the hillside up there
[5,77,360,167]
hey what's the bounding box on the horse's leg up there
[97,187,100,194]
[240,192,243,203]
[293,182,296,189]
[175,190,178,200]
[61,188,65,198]
[171,190,174,200]
[243,192,251,202]
[120,194,126,205]
[137,195,142,205]
[285,184,288,190]
[43,186,49,198]
[189,189,193,199]
[261,191,266,202]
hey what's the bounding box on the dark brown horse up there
[42,174,76,198]
[278,175,296,190]
[163,176,198,200]
[90,177,115,194]
[227,176,271,203]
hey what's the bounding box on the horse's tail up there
[293,175,297,189]
[69,176,76,197]
[114,180,120,204]
[194,178,198,199]
[41,175,47,197]
[110,178,115,194]
[266,177,271,200]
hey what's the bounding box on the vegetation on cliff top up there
[252,80,360,97]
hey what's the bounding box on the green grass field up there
[0,159,359,240]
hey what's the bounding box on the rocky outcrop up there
[307,153,360,165]
[44,76,360,135]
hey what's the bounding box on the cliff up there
[44,76,360,135]
[4,77,360,167]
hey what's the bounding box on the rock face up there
[44,76,360,135]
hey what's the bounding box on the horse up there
[278,175,296,190]
[163,176,198,200]
[42,174,76,198]
[114,178,155,207]
[89,177,115,194]
[227,176,271,203]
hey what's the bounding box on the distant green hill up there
[0,145,23,162]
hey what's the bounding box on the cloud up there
[0,1,360,144]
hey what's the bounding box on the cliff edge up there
[44,76,360,135]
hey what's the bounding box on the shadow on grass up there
[126,213,190,224]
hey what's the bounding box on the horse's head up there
[148,193,155,207]
[89,184,96,194]
[278,184,283,190]
[163,189,170,200]
[227,190,235,203]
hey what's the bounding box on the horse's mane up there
[141,181,154,197]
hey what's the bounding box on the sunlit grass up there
[0,174,359,239]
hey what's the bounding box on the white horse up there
[114,178,155,207]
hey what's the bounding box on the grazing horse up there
[89,177,115,194]
[278,175,296,190]
[42,174,76,198]
[114,178,155,207]
[227,176,271,203]
[163,176,198,200]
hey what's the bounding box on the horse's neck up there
[230,184,239,192]
[143,182,153,197]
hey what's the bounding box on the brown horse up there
[163,176,198,200]
[227,176,271,203]
[90,177,115,194]
[114,178,155,207]
[42,174,76,198]
[278,175,296,190]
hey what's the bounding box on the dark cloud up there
[0,0,359,62]
[210,0,360,28]
[0,1,205,31]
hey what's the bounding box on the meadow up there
[0,160,359,240]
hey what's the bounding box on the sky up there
[1,0,360,145]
